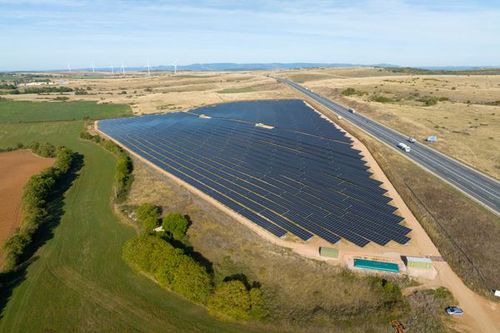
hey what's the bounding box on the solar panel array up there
[99,100,411,247]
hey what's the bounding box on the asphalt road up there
[277,77,500,215]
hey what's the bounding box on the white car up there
[407,137,416,143]
[397,142,411,152]
[348,108,356,114]
[445,306,464,316]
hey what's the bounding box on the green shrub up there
[342,87,357,96]
[369,277,403,308]
[162,213,189,240]
[170,255,212,303]
[370,95,394,103]
[207,279,267,320]
[249,287,267,319]
[74,88,88,95]
[417,96,439,106]
[208,280,251,320]
[122,235,212,303]
[30,142,57,158]
[136,203,160,232]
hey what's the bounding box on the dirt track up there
[0,150,54,265]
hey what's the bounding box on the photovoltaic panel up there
[99,99,411,247]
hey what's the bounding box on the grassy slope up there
[0,121,270,332]
[0,100,131,123]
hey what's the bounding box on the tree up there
[136,203,160,232]
[208,280,251,320]
[162,213,189,240]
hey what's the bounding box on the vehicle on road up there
[445,306,464,316]
[407,137,416,143]
[348,108,356,114]
[397,142,411,153]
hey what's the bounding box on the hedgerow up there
[123,235,212,303]
[2,143,75,270]
[80,126,133,202]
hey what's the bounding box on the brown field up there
[7,71,295,115]
[0,149,54,265]
[279,67,500,178]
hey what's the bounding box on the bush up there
[123,235,212,303]
[162,213,189,240]
[370,95,394,103]
[30,142,56,158]
[417,96,439,106]
[136,203,160,232]
[341,87,365,96]
[208,280,266,320]
[74,88,88,95]
[342,87,357,96]
[208,280,251,319]
[170,255,212,303]
[369,277,403,309]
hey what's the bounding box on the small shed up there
[406,256,433,269]
[319,247,339,259]
[426,135,438,142]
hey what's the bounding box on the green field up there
[0,104,271,332]
[0,100,132,123]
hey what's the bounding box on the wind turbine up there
[111,64,114,74]
[91,62,95,73]
[121,62,125,75]
[146,60,151,77]
[171,62,177,75]
[67,63,72,73]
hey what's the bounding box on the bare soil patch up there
[0,149,54,265]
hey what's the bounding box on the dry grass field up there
[279,67,500,179]
[0,150,54,266]
[7,71,295,115]
[124,158,457,333]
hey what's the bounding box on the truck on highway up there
[397,142,411,152]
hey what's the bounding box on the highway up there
[276,77,500,215]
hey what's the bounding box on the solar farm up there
[99,99,411,247]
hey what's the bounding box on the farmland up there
[0,100,131,123]
[0,150,54,266]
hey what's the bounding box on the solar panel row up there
[99,100,411,247]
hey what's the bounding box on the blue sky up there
[1,0,499,70]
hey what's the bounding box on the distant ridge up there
[4,63,500,73]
